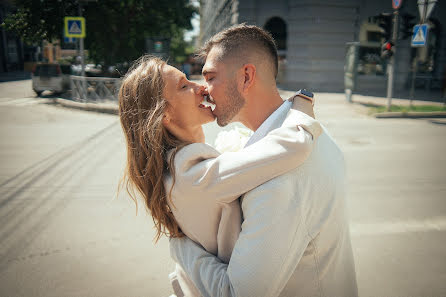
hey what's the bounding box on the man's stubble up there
[216,79,245,127]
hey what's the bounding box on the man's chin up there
[215,114,233,127]
[216,118,229,127]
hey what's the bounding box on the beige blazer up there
[169,101,358,297]
[164,100,322,297]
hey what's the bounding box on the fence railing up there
[70,75,121,101]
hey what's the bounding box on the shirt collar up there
[244,100,292,147]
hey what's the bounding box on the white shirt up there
[245,100,292,147]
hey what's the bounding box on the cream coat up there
[169,99,358,297]
[165,100,322,297]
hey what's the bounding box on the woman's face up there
[162,65,215,135]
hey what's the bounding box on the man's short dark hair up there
[198,24,279,78]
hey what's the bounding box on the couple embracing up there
[118,24,358,297]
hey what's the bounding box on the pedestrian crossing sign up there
[64,17,85,38]
[411,24,428,47]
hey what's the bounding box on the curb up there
[53,98,118,115]
[373,112,446,119]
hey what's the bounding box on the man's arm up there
[170,180,311,297]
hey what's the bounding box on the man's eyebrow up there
[202,69,216,76]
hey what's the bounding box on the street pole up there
[409,53,418,106]
[386,10,399,111]
[78,2,85,78]
[410,0,429,106]
[78,1,86,99]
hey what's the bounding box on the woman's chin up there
[199,107,216,123]
[203,115,216,124]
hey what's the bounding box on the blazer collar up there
[244,100,292,147]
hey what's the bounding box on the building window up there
[264,17,287,51]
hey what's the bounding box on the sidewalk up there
[350,93,445,107]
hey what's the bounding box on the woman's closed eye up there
[180,80,190,90]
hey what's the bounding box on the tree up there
[2,0,196,66]
[169,27,195,64]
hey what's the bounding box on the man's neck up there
[241,93,284,131]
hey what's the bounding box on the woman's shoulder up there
[171,143,221,171]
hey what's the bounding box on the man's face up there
[202,47,245,126]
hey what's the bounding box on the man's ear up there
[241,64,256,93]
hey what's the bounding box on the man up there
[170,24,358,297]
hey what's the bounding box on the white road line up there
[350,217,446,236]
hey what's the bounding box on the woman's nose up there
[195,84,206,95]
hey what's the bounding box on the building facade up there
[199,0,446,96]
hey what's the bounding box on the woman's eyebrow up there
[176,76,186,88]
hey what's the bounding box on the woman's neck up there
[181,126,205,143]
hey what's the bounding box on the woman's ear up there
[241,64,256,93]
[162,111,171,127]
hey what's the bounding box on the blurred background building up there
[199,0,446,96]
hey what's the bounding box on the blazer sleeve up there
[169,179,311,297]
[171,107,323,204]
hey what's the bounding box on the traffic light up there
[376,13,393,40]
[400,13,416,40]
[381,41,394,59]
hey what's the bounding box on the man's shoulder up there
[241,128,345,208]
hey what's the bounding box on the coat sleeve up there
[170,178,312,297]
[171,107,322,204]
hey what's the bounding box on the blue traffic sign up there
[64,17,85,38]
[64,37,77,43]
[411,24,428,47]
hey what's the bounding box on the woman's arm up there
[171,98,323,203]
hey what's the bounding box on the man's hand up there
[289,95,315,119]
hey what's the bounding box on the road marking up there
[350,216,446,236]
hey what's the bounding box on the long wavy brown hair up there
[118,55,188,242]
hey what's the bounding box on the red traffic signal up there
[381,41,394,59]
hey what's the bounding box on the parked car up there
[32,63,71,96]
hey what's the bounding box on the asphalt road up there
[1,79,445,297]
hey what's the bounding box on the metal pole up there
[421,0,427,23]
[78,2,85,78]
[78,1,86,100]
[386,10,399,111]
[409,53,418,106]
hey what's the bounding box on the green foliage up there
[84,0,196,65]
[170,28,195,64]
[1,0,78,43]
[365,103,446,114]
[2,0,196,66]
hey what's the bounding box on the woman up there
[118,55,321,296]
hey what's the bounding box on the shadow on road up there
[0,120,120,272]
